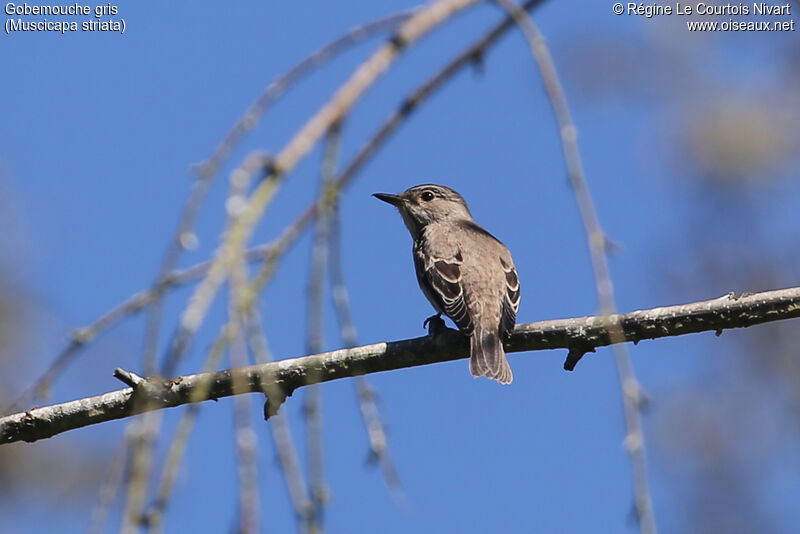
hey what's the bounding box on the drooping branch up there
[2,287,798,445]
[493,2,656,531]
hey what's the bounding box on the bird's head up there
[373,184,473,237]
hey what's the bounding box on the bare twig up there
[121,154,270,534]
[490,2,657,531]
[141,323,239,533]
[164,152,274,377]
[143,405,197,534]
[329,204,402,494]
[141,196,313,532]
[142,165,266,534]
[303,124,343,532]
[230,325,260,534]
[114,368,145,388]
[3,287,799,445]
[244,309,315,533]
[229,178,261,534]
[86,438,129,534]
[119,412,160,534]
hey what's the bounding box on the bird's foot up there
[424,313,446,336]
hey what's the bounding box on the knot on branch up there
[113,368,172,404]
[469,49,485,75]
[256,153,278,180]
[563,344,596,371]
[263,387,293,421]
[388,33,408,50]
[70,328,93,345]
[114,368,145,388]
[398,95,419,116]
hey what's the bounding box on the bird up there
[373,184,520,384]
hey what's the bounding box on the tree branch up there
[3,287,798,445]
[492,3,657,530]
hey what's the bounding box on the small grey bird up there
[374,184,520,384]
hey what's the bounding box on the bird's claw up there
[424,314,446,336]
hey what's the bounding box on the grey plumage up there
[373,184,520,384]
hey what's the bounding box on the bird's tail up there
[469,327,513,384]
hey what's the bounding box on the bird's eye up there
[421,191,435,201]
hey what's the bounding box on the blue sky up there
[2,2,799,533]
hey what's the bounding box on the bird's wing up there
[499,256,520,339]
[454,219,520,339]
[414,246,474,334]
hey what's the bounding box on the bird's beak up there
[372,193,406,207]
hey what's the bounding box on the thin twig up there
[119,412,160,534]
[121,153,267,534]
[229,176,261,534]
[229,321,260,534]
[329,203,402,494]
[245,309,315,533]
[164,152,274,377]
[138,191,319,524]
[492,2,656,531]
[142,320,239,533]
[3,287,799,445]
[142,164,266,533]
[303,124,343,532]
[86,438,129,534]
[144,405,197,534]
